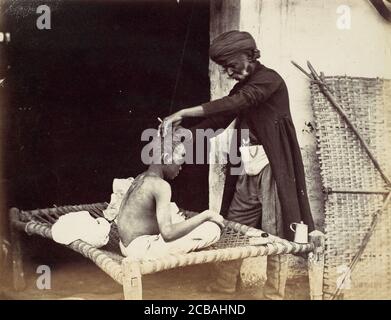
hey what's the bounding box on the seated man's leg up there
[120,216,221,261]
[260,164,288,300]
[120,235,161,260]
[164,221,221,254]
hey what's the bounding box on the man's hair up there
[148,127,191,164]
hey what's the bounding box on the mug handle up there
[290,223,298,232]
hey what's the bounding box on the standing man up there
[160,30,321,299]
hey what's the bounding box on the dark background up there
[2,0,211,213]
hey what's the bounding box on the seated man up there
[117,131,224,261]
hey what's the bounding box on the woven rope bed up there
[311,76,391,299]
[9,202,319,299]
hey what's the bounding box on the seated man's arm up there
[153,180,223,242]
[179,208,199,219]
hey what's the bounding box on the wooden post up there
[308,232,325,300]
[122,257,142,300]
[9,208,26,291]
[209,0,241,100]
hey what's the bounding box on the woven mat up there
[311,76,391,299]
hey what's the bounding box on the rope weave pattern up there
[14,202,313,280]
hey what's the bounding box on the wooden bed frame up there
[9,202,324,300]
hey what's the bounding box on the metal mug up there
[290,221,308,243]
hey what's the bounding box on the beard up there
[230,67,250,81]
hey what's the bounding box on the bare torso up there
[117,170,223,248]
[117,173,161,247]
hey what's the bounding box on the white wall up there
[210,0,391,229]
[239,0,391,146]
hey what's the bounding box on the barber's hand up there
[158,112,183,137]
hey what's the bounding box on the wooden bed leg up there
[308,234,325,300]
[122,257,142,300]
[9,208,26,291]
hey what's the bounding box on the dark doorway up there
[2,0,211,212]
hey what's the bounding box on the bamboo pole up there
[291,60,391,299]
[306,61,391,187]
[331,191,391,299]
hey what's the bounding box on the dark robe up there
[191,61,315,241]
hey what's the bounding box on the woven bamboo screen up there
[311,76,391,299]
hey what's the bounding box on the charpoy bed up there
[8,202,323,300]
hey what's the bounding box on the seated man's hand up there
[202,210,225,229]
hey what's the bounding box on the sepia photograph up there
[0,0,390,303]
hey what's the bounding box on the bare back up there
[117,173,167,246]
